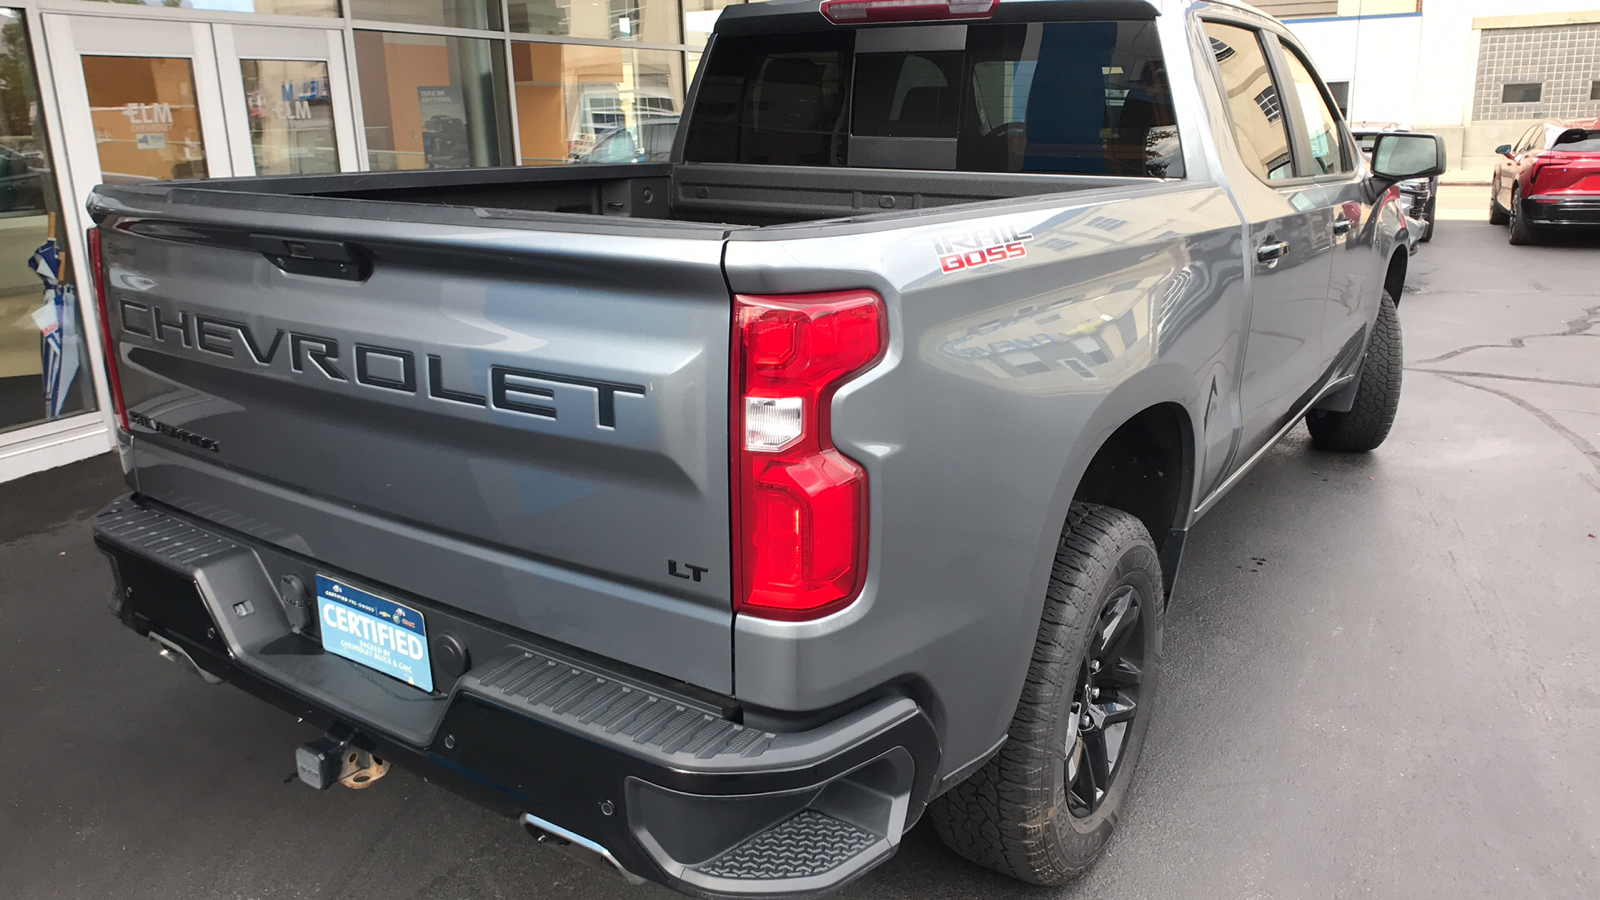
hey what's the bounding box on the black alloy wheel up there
[928,503,1163,886]
[1064,584,1146,817]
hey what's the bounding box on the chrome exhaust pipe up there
[520,813,645,886]
[149,632,223,684]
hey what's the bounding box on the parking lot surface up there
[2,219,1597,900]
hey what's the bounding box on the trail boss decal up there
[933,225,1034,274]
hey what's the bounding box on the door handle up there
[1333,216,1354,236]
[1255,239,1291,263]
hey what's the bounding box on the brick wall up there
[1474,23,1600,121]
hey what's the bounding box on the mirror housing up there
[1371,132,1447,182]
[1495,143,1513,156]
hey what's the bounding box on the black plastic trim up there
[93,498,941,898]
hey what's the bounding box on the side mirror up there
[1495,143,1513,156]
[1371,132,1446,181]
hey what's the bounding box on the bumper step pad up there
[694,810,878,880]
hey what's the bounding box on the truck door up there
[1271,35,1371,372]
[1201,19,1337,462]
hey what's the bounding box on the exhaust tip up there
[148,632,223,684]
[519,813,645,886]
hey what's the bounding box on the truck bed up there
[167,161,1149,227]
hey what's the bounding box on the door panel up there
[1276,38,1370,355]
[1202,20,1333,462]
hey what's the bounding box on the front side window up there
[1281,44,1348,176]
[1202,21,1293,182]
[683,20,1182,177]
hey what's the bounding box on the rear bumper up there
[1521,195,1600,226]
[93,495,939,898]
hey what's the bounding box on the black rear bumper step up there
[93,495,939,898]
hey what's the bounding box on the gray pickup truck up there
[87,0,1443,895]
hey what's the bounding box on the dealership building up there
[0,0,727,481]
[1,0,1599,481]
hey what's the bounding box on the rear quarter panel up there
[725,182,1245,774]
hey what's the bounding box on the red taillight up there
[820,0,997,24]
[732,290,885,620]
[87,226,128,433]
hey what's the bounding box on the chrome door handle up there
[1333,216,1354,235]
[1255,239,1291,263]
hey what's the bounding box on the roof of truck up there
[716,0,1283,30]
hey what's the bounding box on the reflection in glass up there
[682,0,742,49]
[83,56,209,181]
[348,0,500,30]
[354,31,510,170]
[510,43,684,165]
[0,11,95,433]
[84,0,338,14]
[242,59,339,175]
[1203,23,1294,182]
[508,0,679,43]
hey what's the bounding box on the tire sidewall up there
[1047,542,1164,862]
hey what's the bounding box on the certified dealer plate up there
[315,575,434,692]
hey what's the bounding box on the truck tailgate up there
[92,189,736,692]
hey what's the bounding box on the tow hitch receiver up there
[296,729,391,790]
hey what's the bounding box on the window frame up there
[1272,35,1354,178]
[1196,16,1299,186]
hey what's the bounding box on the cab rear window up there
[684,20,1182,177]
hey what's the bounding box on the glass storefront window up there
[242,59,339,175]
[683,0,742,49]
[508,0,679,44]
[83,56,209,181]
[349,0,502,31]
[510,43,684,165]
[0,12,95,434]
[354,31,510,170]
[84,0,338,14]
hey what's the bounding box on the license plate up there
[315,575,434,692]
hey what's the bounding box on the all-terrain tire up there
[928,503,1163,886]
[1508,185,1540,245]
[1306,291,1402,452]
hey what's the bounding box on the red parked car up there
[1491,118,1600,244]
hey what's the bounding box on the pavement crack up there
[1414,303,1600,364]
[1405,369,1600,390]
[1431,373,1600,484]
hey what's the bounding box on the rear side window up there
[683,31,852,166]
[1202,21,1293,182]
[684,20,1182,177]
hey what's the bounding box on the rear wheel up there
[1307,292,1402,452]
[929,503,1162,885]
[1489,183,1509,225]
[1507,184,1540,245]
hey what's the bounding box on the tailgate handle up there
[250,234,369,281]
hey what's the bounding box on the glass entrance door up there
[44,16,358,188]
[43,17,234,188]
[214,24,358,176]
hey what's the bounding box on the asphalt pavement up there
[2,217,1597,900]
